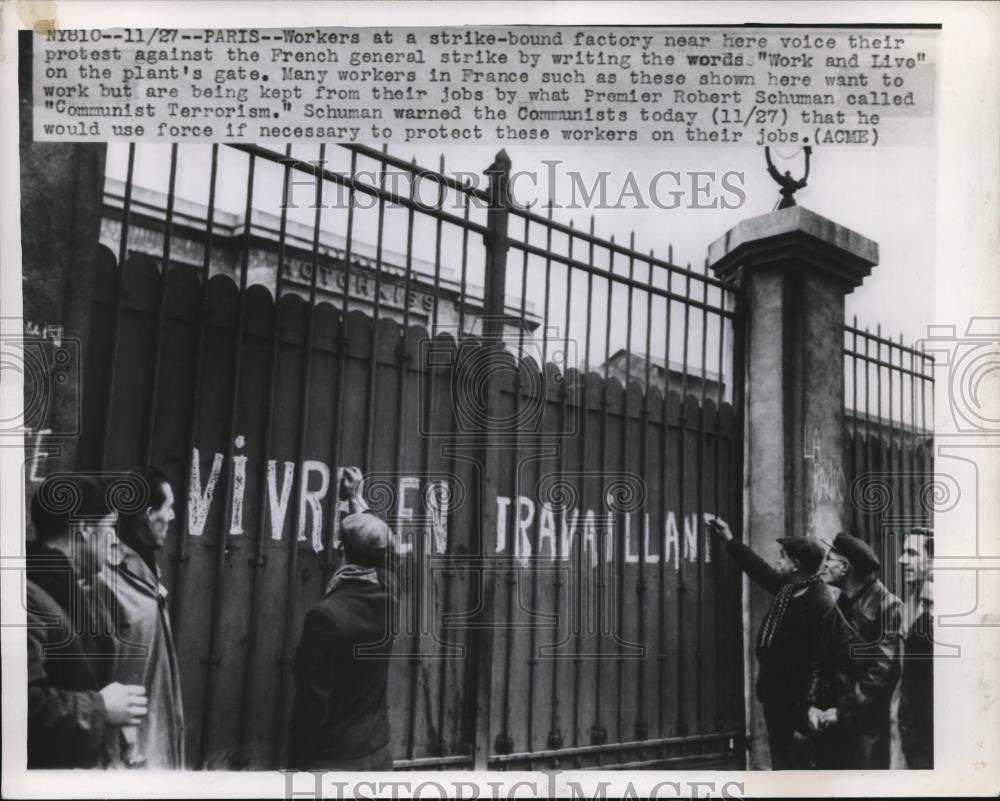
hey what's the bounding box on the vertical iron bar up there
[635,248,653,741]
[363,150,389,475]
[892,334,902,540]
[542,202,554,365]
[274,145,326,767]
[399,160,421,762]
[576,216,595,751]
[429,157,453,757]
[616,234,636,745]
[548,223,574,754]
[658,247,673,736]
[518,216,536,754]
[458,190,471,340]
[876,324,884,545]
[472,150,510,770]
[143,143,178,465]
[431,156,446,335]
[198,151,256,767]
[322,149,359,583]
[171,144,218,628]
[527,201,552,753]
[899,331,912,528]
[596,235,615,755]
[101,143,136,468]
[676,268,692,735]
[864,327,872,543]
[695,260,709,733]
[236,144,292,764]
[920,342,929,511]
[852,319,860,536]
[713,273,726,730]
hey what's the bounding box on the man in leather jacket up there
[815,532,903,769]
[708,518,855,769]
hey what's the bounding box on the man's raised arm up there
[707,517,787,595]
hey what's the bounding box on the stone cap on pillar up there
[708,205,878,293]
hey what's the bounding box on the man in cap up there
[287,511,397,770]
[708,517,855,769]
[896,527,933,768]
[814,532,902,769]
[26,474,148,768]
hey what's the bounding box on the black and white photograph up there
[1,2,997,798]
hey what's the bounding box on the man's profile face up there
[899,534,931,588]
[140,482,175,551]
[775,547,798,576]
[821,550,850,587]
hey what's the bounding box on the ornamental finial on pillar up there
[765,145,812,210]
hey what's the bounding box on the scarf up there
[758,574,822,650]
[324,564,380,596]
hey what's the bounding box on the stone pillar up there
[708,205,878,769]
[18,30,107,477]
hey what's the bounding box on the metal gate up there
[842,318,935,597]
[76,143,746,769]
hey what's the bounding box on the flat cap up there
[776,536,825,574]
[341,512,391,559]
[830,532,881,573]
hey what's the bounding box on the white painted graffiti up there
[186,441,449,554]
[185,441,719,567]
[496,496,717,568]
[803,426,846,535]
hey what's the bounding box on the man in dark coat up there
[708,517,854,770]
[897,528,934,768]
[287,512,397,770]
[26,475,148,768]
[815,532,902,769]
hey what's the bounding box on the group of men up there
[709,518,934,770]
[27,465,931,773]
[26,466,398,772]
[26,468,183,769]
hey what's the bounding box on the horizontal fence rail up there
[80,142,746,770]
[842,317,935,596]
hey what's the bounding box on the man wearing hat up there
[287,510,397,770]
[814,532,903,769]
[26,474,149,768]
[708,517,855,769]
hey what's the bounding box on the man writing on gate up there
[92,466,185,768]
[811,533,902,769]
[287,467,398,770]
[708,516,856,769]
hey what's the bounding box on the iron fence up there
[842,317,935,594]
[81,141,745,770]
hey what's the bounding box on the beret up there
[340,512,391,558]
[830,532,881,573]
[776,536,825,574]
